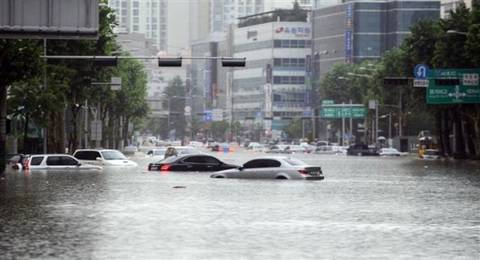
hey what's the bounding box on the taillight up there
[298,169,309,175]
[160,164,171,171]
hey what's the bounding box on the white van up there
[73,149,138,167]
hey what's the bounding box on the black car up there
[346,144,379,156]
[148,154,239,172]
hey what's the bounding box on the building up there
[190,0,211,42]
[209,0,313,33]
[441,0,472,18]
[108,0,168,51]
[232,11,312,139]
[312,0,441,81]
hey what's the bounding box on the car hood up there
[103,160,138,167]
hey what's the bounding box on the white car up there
[379,148,402,156]
[23,154,101,172]
[73,149,138,167]
[210,156,324,180]
[146,148,167,158]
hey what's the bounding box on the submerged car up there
[379,148,403,156]
[73,149,138,167]
[23,154,101,172]
[422,149,441,160]
[148,154,238,172]
[210,156,324,180]
[347,144,379,156]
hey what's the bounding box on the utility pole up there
[43,39,48,153]
[341,102,345,146]
[349,99,353,144]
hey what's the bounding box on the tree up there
[163,77,187,140]
[283,119,303,140]
[0,40,42,174]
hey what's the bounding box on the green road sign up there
[322,100,335,105]
[427,69,480,104]
[320,105,366,119]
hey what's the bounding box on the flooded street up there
[1,151,479,259]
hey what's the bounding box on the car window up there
[204,156,221,164]
[75,151,101,160]
[46,156,62,166]
[61,156,79,166]
[243,159,281,168]
[30,156,44,166]
[101,150,127,160]
[183,156,206,163]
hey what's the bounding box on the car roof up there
[246,156,290,160]
[29,154,76,157]
[74,149,120,152]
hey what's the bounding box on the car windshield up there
[283,158,308,166]
[157,155,180,164]
[101,151,127,160]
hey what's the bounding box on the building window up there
[273,76,305,84]
[273,40,311,48]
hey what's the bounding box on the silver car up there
[210,156,324,180]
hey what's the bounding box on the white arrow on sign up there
[448,85,467,100]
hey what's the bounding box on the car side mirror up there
[239,167,244,171]
[77,163,82,166]
[96,157,102,161]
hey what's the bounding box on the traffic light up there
[158,57,182,67]
[383,77,411,86]
[93,57,118,67]
[221,58,246,67]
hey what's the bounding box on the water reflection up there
[0,155,479,259]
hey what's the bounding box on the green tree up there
[163,77,187,140]
[0,40,42,174]
[283,119,303,140]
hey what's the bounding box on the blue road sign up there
[414,64,429,79]
[204,110,212,122]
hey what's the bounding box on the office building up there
[232,11,312,139]
[312,0,441,81]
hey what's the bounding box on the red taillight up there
[160,164,171,171]
[298,169,309,175]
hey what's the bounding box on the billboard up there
[0,0,99,39]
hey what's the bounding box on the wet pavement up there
[1,150,479,259]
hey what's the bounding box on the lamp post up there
[380,113,392,147]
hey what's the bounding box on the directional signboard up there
[203,110,213,122]
[414,64,429,88]
[427,69,480,104]
[320,105,366,119]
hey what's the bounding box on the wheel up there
[275,176,288,180]
[215,176,225,178]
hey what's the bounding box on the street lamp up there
[446,30,468,36]
[380,113,392,147]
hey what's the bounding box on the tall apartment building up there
[108,0,168,51]
[232,12,312,138]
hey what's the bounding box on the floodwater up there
[1,151,479,259]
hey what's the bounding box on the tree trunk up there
[68,106,80,154]
[465,117,477,157]
[453,107,466,159]
[441,109,452,156]
[23,113,29,153]
[0,85,7,174]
